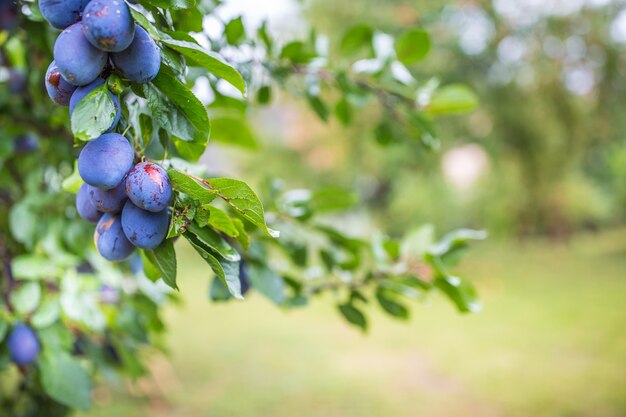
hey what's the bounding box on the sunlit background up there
[83,1,626,416]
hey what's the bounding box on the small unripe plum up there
[8,69,27,94]
[129,253,143,274]
[76,261,95,274]
[125,162,172,212]
[94,213,135,261]
[239,260,251,295]
[45,61,77,106]
[53,22,107,86]
[0,0,18,31]
[7,324,40,366]
[111,25,161,83]
[13,134,38,154]
[99,284,119,304]
[78,133,134,190]
[88,181,127,213]
[106,73,124,95]
[77,183,103,223]
[82,0,134,52]
[39,0,89,29]
[70,77,121,132]
[121,201,168,249]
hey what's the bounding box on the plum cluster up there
[76,133,172,261]
[36,0,170,261]
[43,0,161,108]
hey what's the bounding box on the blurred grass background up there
[81,228,626,417]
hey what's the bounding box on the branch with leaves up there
[0,0,483,414]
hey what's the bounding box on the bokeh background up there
[83,0,626,415]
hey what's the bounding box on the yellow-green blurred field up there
[82,229,626,417]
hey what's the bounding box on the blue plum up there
[39,0,89,29]
[239,260,251,295]
[88,181,127,213]
[125,162,172,212]
[121,201,168,249]
[94,213,135,261]
[7,324,40,366]
[13,134,38,154]
[69,77,121,132]
[0,0,18,31]
[99,284,119,304]
[8,69,27,94]
[76,183,103,223]
[78,133,134,190]
[53,22,107,86]
[129,253,143,274]
[82,0,134,52]
[111,25,161,83]
[44,61,77,106]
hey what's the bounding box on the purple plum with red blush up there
[82,0,135,52]
[45,61,77,106]
[125,162,172,213]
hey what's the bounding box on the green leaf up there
[232,218,250,250]
[61,161,83,194]
[172,136,209,162]
[137,0,196,10]
[306,92,329,122]
[428,229,487,268]
[187,222,241,262]
[311,186,357,212]
[0,320,8,344]
[10,282,41,314]
[139,250,161,281]
[257,85,271,104]
[143,83,195,142]
[151,66,210,142]
[210,276,233,302]
[206,178,279,238]
[395,28,431,65]
[172,7,204,32]
[401,224,436,259]
[129,8,161,39]
[32,299,61,328]
[168,169,218,204]
[209,116,258,149]
[248,264,286,305]
[434,275,481,313]
[39,352,92,410]
[225,16,245,45]
[146,240,178,290]
[335,97,352,125]
[185,234,243,300]
[427,84,479,115]
[340,24,374,56]
[195,205,239,238]
[139,113,154,149]
[375,288,409,320]
[70,85,116,141]
[280,41,317,64]
[161,37,246,94]
[338,303,367,332]
[12,255,61,280]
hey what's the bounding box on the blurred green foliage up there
[246,0,626,237]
